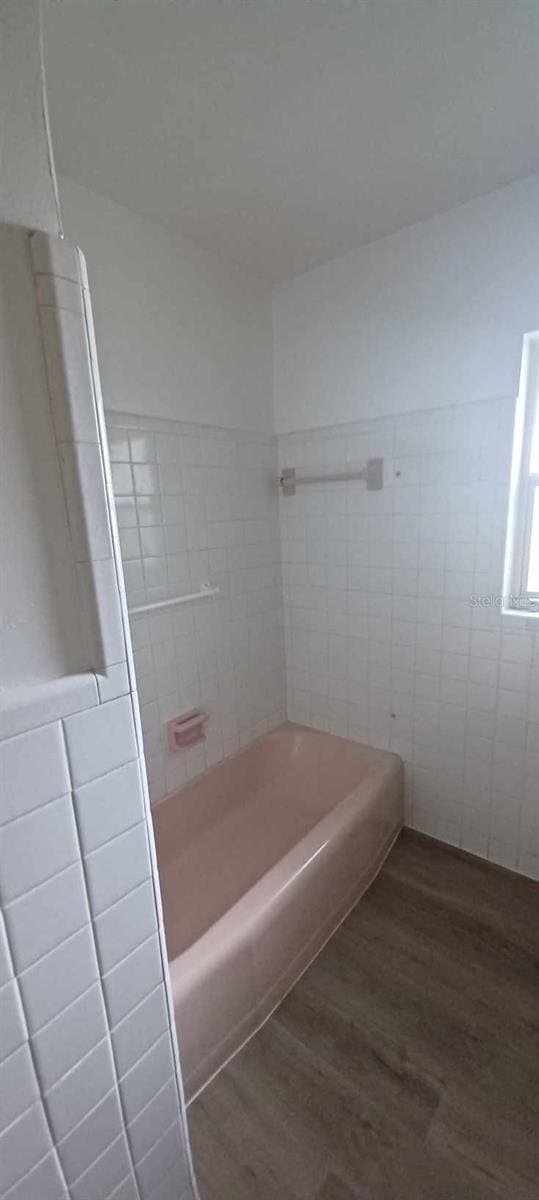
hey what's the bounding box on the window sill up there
[501,603,539,624]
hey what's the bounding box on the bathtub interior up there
[152,722,397,957]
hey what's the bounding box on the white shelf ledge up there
[279,457,383,495]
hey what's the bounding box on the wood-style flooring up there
[188,830,539,1200]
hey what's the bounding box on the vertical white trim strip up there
[38,0,63,238]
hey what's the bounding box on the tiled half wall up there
[279,398,539,880]
[106,413,285,803]
[0,699,194,1200]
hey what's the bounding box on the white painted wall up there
[60,177,274,433]
[0,0,59,234]
[273,174,539,433]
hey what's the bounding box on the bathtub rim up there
[168,749,402,987]
[182,816,402,1105]
[150,719,401,820]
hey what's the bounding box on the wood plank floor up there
[188,831,539,1200]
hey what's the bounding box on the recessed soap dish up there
[167,710,208,750]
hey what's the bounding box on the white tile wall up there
[18,924,99,1033]
[4,862,90,973]
[107,412,285,803]
[0,1044,39,1132]
[1,980,26,1059]
[109,401,537,877]
[0,721,70,824]
[112,987,169,1079]
[0,915,12,988]
[85,822,151,915]
[68,1133,132,1200]
[103,935,164,1028]
[0,795,79,904]
[3,1152,67,1200]
[0,701,193,1200]
[0,1103,52,1194]
[74,760,145,853]
[119,1034,176,1126]
[94,879,158,974]
[146,1163,192,1200]
[32,982,108,1088]
[279,398,539,880]
[135,1123,186,1196]
[45,1037,118,1142]
[63,695,138,787]
[128,1080,179,1164]
[57,1089,123,1182]
[109,1179,139,1200]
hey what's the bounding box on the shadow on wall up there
[0,228,81,684]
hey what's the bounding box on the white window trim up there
[503,331,539,619]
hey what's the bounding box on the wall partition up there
[0,229,198,1200]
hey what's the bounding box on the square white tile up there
[70,1133,132,1200]
[135,1122,183,1197]
[0,979,27,1061]
[0,723,69,826]
[119,1033,175,1124]
[127,1078,179,1165]
[32,982,108,1091]
[63,696,138,787]
[0,1044,39,1134]
[103,934,163,1027]
[0,1101,51,1194]
[45,1037,116,1142]
[85,822,151,916]
[108,1174,140,1200]
[94,879,158,974]
[58,1087,123,1183]
[0,913,12,987]
[0,795,78,905]
[4,863,89,973]
[3,1151,67,1200]
[19,923,99,1033]
[74,760,145,855]
[112,984,169,1079]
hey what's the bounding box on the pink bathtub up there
[152,723,403,1101]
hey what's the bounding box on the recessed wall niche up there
[0,225,82,688]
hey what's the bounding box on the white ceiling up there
[44,0,539,283]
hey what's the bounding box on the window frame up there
[503,331,539,617]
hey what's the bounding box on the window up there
[503,332,539,615]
